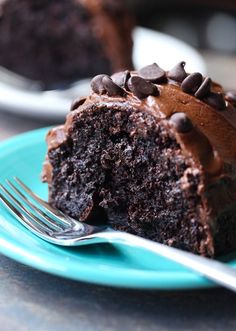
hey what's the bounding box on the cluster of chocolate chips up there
[91,74,125,97]
[71,63,236,120]
[90,63,164,100]
[89,61,233,112]
[167,62,226,111]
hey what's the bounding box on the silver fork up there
[0,178,236,292]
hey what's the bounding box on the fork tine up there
[0,184,55,233]
[15,177,71,225]
[7,180,64,231]
[0,192,50,235]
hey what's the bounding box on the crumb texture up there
[48,105,216,256]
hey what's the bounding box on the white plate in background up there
[133,27,206,73]
[0,27,206,120]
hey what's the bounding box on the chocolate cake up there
[43,61,236,257]
[0,0,133,89]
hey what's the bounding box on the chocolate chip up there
[204,92,226,110]
[102,76,125,97]
[70,97,86,111]
[139,63,166,83]
[111,70,131,89]
[127,76,159,99]
[194,77,212,99]
[170,112,193,133]
[91,74,108,94]
[181,72,203,94]
[225,91,236,106]
[167,61,187,83]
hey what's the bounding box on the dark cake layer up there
[0,0,133,89]
[48,104,215,256]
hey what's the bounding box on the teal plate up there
[0,127,235,290]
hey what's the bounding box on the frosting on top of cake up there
[47,61,236,180]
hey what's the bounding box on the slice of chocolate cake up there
[0,0,133,89]
[43,62,236,257]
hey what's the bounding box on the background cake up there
[43,61,236,257]
[0,0,133,89]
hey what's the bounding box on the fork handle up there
[98,230,236,292]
